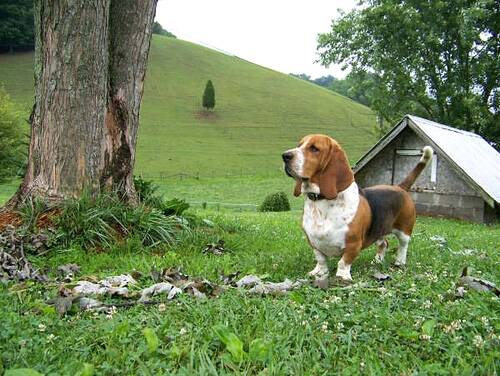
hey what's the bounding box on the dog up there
[282,134,433,282]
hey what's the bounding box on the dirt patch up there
[194,110,219,122]
[37,208,61,229]
[0,211,22,231]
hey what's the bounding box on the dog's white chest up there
[302,182,359,257]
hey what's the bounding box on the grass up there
[0,36,377,180]
[0,180,18,205]
[1,210,499,374]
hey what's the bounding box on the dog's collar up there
[306,192,326,201]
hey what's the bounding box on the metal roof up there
[353,115,500,206]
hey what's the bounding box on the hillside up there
[0,35,376,179]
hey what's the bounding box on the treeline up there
[0,0,34,53]
[0,2,175,53]
[290,73,373,108]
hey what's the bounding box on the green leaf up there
[5,369,44,376]
[76,363,94,376]
[397,328,419,340]
[143,327,159,353]
[213,324,246,363]
[249,338,271,363]
[421,320,437,337]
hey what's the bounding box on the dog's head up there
[282,134,354,199]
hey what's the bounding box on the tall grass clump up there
[54,190,188,250]
[55,192,119,248]
[17,197,50,232]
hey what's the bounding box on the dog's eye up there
[310,145,319,152]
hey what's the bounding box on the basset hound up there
[282,134,433,283]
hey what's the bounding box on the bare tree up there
[3,0,158,210]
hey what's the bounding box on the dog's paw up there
[393,260,407,268]
[308,266,328,278]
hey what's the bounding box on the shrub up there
[0,88,26,182]
[258,192,291,212]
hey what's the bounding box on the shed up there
[353,115,500,223]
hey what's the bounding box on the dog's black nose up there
[282,152,293,162]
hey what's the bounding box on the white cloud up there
[155,0,356,79]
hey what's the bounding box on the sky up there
[155,0,357,79]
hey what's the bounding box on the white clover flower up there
[473,335,485,348]
[419,334,431,341]
[423,300,432,309]
[158,303,166,312]
[336,322,344,330]
[38,324,46,332]
[443,320,462,334]
[330,296,342,304]
[47,334,56,343]
[106,306,117,319]
[321,323,328,332]
[179,327,188,335]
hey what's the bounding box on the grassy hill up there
[0,36,376,179]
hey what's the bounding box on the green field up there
[0,35,376,181]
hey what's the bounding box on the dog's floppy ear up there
[316,141,353,199]
[293,179,302,197]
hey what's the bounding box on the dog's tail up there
[398,146,433,191]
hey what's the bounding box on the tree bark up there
[103,0,157,204]
[3,0,157,210]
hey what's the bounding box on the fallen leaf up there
[57,263,81,277]
[203,239,228,255]
[372,272,391,281]
[78,297,103,310]
[219,271,240,285]
[54,296,76,315]
[139,282,175,302]
[458,267,499,295]
[236,275,262,288]
[313,278,329,290]
[248,279,303,295]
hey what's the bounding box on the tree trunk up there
[3,0,157,210]
[103,0,157,204]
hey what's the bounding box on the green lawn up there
[1,210,498,374]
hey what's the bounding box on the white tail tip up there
[420,146,433,164]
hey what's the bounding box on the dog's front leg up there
[309,249,329,278]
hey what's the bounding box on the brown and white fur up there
[282,134,433,282]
